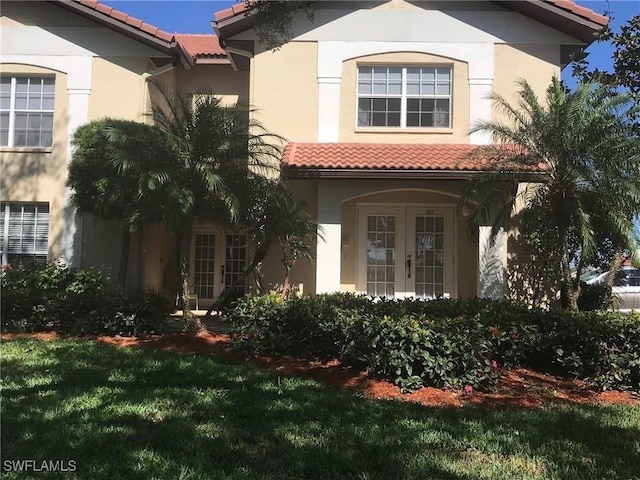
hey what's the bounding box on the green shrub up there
[224,292,354,360]
[578,282,611,311]
[1,261,171,336]
[223,293,640,393]
[343,313,500,392]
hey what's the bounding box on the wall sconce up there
[458,202,473,218]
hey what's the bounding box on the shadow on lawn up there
[2,338,639,480]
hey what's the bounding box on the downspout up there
[139,62,177,123]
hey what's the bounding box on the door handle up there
[406,255,412,279]
[220,265,225,284]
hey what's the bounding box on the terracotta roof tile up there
[545,0,608,25]
[70,0,175,44]
[282,143,483,171]
[215,2,248,21]
[175,34,226,58]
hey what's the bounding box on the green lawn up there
[2,337,639,480]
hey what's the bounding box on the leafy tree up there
[572,14,640,95]
[571,13,640,299]
[242,1,316,50]
[274,189,320,299]
[67,119,168,290]
[464,77,640,310]
[204,176,320,316]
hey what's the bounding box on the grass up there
[2,337,639,480]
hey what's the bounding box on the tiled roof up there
[543,0,608,25]
[213,0,607,25]
[69,0,174,43]
[215,0,609,43]
[282,143,483,171]
[175,34,226,58]
[214,2,248,22]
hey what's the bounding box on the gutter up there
[283,168,482,180]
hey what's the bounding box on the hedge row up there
[222,293,640,392]
[1,262,172,337]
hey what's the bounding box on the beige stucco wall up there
[0,64,69,260]
[88,57,149,122]
[141,222,177,295]
[0,1,97,28]
[256,180,319,296]
[176,64,249,106]
[340,51,470,143]
[340,185,478,298]
[251,41,319,142]
[492,44,561,123]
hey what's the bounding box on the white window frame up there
[356,66,452,129]
[0,76,55,148]
[0,203,49,265]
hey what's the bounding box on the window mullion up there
[19,204,24,254]
[400,67,407,128]
[8,77,16,147]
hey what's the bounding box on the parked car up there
[586,266,640,311]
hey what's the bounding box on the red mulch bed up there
[4,332,638,408]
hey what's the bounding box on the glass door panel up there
[194,234,215,299]
[358,206,454,299]
[413,214,445,298]
[365,215,397,297]
[407,207,453,299]
[225,234,247,295]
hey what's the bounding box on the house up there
[0,0,607,305]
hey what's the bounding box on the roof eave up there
[493,0,607,44]
[214,10,257,47]
[50,0,192,66]
[282,167,482,180]
[216,0,608,47]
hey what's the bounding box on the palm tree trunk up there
[281,266,291,299]
[604,247,624,306]
[605,247,624,290]
[117,226,131,292]
[176,227,204,333]
[559,225,578,311]
[572,253,586,310]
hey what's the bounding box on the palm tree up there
[130,84,283,331]
[464,77,640,310]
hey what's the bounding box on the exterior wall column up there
[316,182,342,293]
[478,226,504,299]
[63,87,91,267]
[469,77,493,145]
[317,76,341,142]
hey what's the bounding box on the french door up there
[192,232,247,303]
[357,206,454,299]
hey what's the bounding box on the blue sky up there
[109,0,640,82]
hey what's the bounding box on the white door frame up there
[356,204,457,299]
[191,227,224,302]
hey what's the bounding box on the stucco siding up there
[492,43,561,123]
[251,41,319,142]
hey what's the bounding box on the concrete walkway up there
[168,311,232,333]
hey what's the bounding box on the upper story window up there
[357,66,451,128]
[0,76,55,148]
